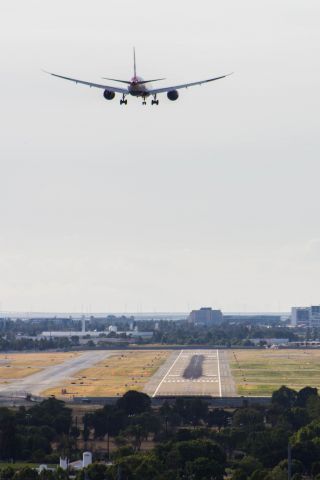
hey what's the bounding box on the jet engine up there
[167,90,179,101]
[103,90,115,100]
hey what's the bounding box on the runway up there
[0,351,112,396]
[147,349,236,397]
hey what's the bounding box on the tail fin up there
[133,47,137,77]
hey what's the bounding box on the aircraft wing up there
[148,73,232,94]
[44,71,128,94]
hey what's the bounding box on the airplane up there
[45,49,232,105]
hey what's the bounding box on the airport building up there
[249,338,289,346]
[291,305,320,327]
[188,307,223,325]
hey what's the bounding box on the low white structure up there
[250,338,289,346]
[59,451,92,471]
[83,451,92,468]
[40,331,102,338]
[108,325,118,333]
[60,457,68,470]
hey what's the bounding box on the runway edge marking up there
[152,350,184,398]
[217,349,222,397]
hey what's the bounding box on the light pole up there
[288,443,292,480]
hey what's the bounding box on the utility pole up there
[288,443,292,480]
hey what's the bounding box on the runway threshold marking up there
[152,350,184,398]
[217,349,222,397]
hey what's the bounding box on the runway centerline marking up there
[152,350,184,398]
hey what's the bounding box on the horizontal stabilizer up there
[134,78,166,85]
[102,78,166,85]
[102,78,132,84]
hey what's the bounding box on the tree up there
[0,467,15,480]
[124,424,144,451]
[28,398,72,434]
[312,461,320,477]
[272,386,297,409]
[296,386,318,408]
[245,428,289,467]
[81,463,110,480]
[306,395,320,419]
[167,439,226,469]
[265,465,287,480]
[130,412,162,440]
[233,408,264,429]
[186,457,224,480]
[249,470,269,480]
[13,468,38,480]
[207,409,231,430]
[288,407,310,429]
[113,453,159,480]
[237,456,263,477]
[291,441,320,472]
[0,408,17,460]
[39,470,55,480]
[116,390,151,415]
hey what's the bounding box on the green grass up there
[0,463,41,470]
[228,349,320,396]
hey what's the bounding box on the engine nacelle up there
[167,90,179,101]
[103,90,115,100]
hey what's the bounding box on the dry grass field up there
[0,352,80,383]
[229,349,320,396]
[42,350,169,398]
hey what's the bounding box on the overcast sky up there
[0,0,319,313]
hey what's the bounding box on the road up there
[0,351,111,396]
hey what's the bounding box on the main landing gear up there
[120,95,127,105]
[141,96,159,105]
[151,95,159,105]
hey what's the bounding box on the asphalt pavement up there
[0,351,112,396]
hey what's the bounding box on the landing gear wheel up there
[151,99,159,105]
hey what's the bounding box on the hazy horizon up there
[1,0,319,313]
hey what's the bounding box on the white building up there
[250,338,289,346]
[60,452,93,471]
[108,325,118,333]
[40,331,101,338]
[291,305,320,327]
